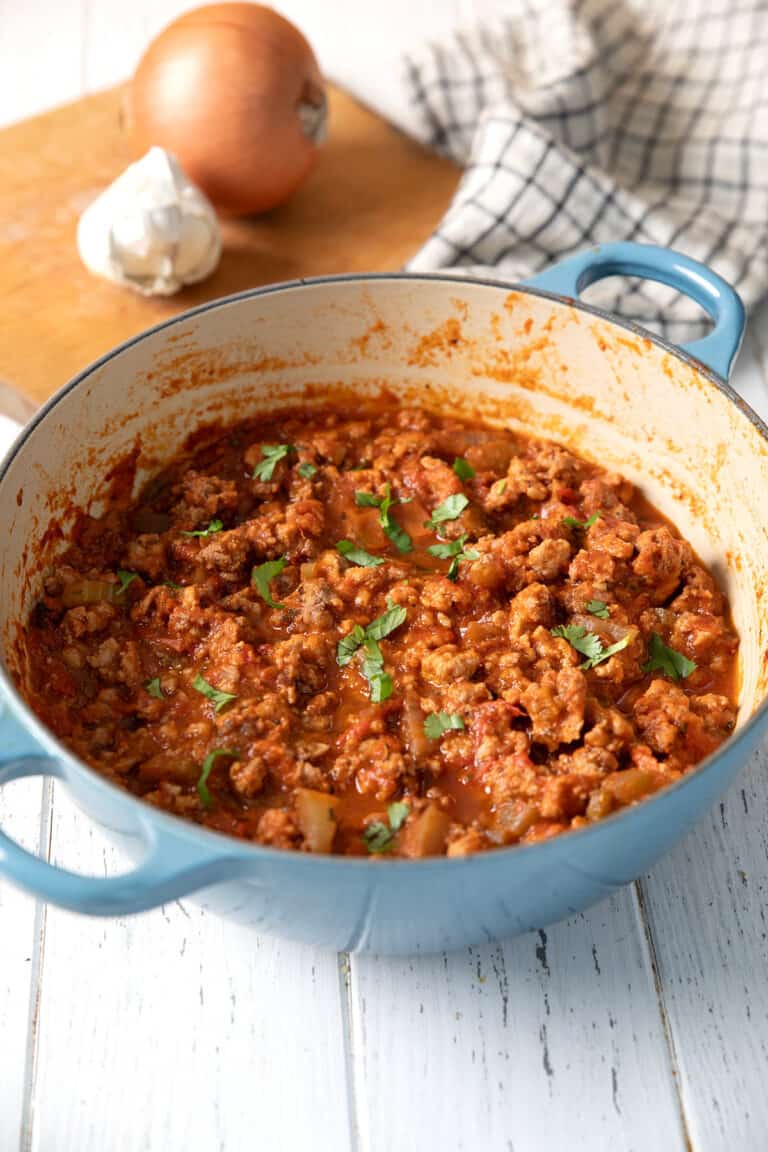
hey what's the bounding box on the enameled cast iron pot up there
[1,242,767,955]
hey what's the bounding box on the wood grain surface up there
[0,84,458,404]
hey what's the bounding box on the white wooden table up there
[2,3,768,1147]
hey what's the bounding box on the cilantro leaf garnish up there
[355,483,413,553]
[252,556,287,609]
[378,484,413,553]
[424,711,465,739]
[181,519,223,538]
[355,491,381,508]
[427,532,480,581]
[562,511,600,530]
[197,748,239,808]
[163,580,182,591]
[362,801,410,854]
[643,632,697,681]
[453,457,475,481]
[424,493,469,531]
[586,599,610,619]
[551,623,631,670]
[115,570,138,596]
[193,674,237,713]
[388,802,409,832]
[144,677,164,699]
[336,597,407,700]
[336,540,385,568]
[362,637,394,702]
[252,443,294,481]
[337,624,366,667]
[297,461,318,479]
[365,597,408,641]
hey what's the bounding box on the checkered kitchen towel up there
[403,0,768,342]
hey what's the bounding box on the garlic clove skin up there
[77,147,221,296]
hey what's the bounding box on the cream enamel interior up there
[2,278,767,721]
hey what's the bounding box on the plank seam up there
[18,779,54,1152]
[633,880,695,1152]
[337,952,362,1152]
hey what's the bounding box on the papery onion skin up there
[125,3,327,216]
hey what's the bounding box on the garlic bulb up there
[76,147,221,296]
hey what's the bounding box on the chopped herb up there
[530,513,540,520]
[336,540,385,568]
[495,479,507,495]
[337,624,365,667]
[197,748,239,808]
[252,443,294,481]
[336,598,407,700]
[348,460,370,471]
[355,483,412,553]
[592,635,632,667]
[362,821,393,853]
[551,623,631,670]
[643,632,697,681]
[180,518,223,538]
[424,711,465,739]
[425,493,469,530]
[586,599,610,619]
[378,483,412,553]
[366,597,408,641]
[453,457,475,481]
[297,461,318,479]
[427,532,480,581]
[563,511,600,530]
[360,635,393,702]
[362,801,410,854]
[355,491,382,508]
[387,801,409,832]
[382,519,412,554]
[144,677,164,699]
[193,674,237,714]
[163,580,182,591]
[115,570,138,596]
[252,556,287,609]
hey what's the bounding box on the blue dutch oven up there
[0,242,765,954]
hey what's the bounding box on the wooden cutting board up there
[0,86,459,406]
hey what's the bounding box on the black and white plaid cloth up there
[403,0,768,341]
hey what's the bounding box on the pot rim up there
[2,270,765,872]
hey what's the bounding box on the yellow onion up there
[125,3,327,215]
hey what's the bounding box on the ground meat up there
[256,808,301,849]
[633,680,735,760]
[332,735,408,800]
[421,644,480,686]
[632,527,690,603]
[20,400,739,857]
[521,666,587,747]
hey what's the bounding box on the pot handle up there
[521,241,746,380]
[0,703,248,916]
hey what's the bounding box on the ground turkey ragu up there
[21,400,739,857]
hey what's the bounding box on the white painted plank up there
[350,889,687,1152]
[0,778,46,1152]
[636,326,768,1152]
[639,740,768,1152]
[29,787,353,1152]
